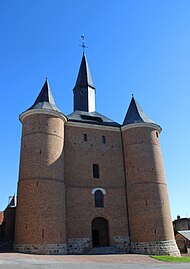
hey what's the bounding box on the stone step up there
[86,246,126,255]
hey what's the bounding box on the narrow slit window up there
[102,135,106,144]
[42,229,44,238]
[93,164,100,178]
[84,133,87,141]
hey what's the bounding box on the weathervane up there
[79,34,88,53]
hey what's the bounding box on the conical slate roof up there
[73,53,95,90]
[6,195,16,209]
[123,96,155,126]
[28,79,60,112]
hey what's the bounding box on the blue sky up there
[0,1,190,219]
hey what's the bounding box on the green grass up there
[151,255,190,263]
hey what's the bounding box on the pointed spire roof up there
[6,195,16,209]
[73,53,95,90]
[28,79,60,112]
[123,96,155,126]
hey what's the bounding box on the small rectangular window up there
[93,164,100,178]
[42,229,44,239]
[84,134,87,141]
[102,135,106,144]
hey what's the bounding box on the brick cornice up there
[66,121,120,132]
[121,122,162,133]
[19,109,67,123]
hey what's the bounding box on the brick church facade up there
[13,53,180,255]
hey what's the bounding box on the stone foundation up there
[14,243,67,254]
[113,236,130,252]
[131,240,180,256]
[67,238,91,254]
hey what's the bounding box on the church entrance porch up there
[92,217,109,247]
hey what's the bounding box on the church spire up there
[73,53,96,112]
[74,53,95,90]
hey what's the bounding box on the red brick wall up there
[175,233,189,253]
[15,112,67,245]
[0,212,3,224]
[122,126,175,243]
[15,113,176,252]
[64,123,129,244]
[2,207,16,242]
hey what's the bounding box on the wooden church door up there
[92,217,109,247]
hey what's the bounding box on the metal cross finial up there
[79,34,88,53]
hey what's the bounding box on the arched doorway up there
[92,217,109,247]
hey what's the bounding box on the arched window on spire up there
[94,190,104,208]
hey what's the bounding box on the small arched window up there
[95,190,104,208]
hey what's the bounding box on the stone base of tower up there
[67,238,92,254]
[14,243,67,255]
[131,240,180,256]
[113,236,130,252]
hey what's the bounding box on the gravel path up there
[0,253,189,269]
[0,253,161,264]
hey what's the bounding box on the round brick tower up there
[122,97,180,256]
[14,80,67,254]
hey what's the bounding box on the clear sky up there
[0,0,190,219]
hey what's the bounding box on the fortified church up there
[12,51,180,255]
